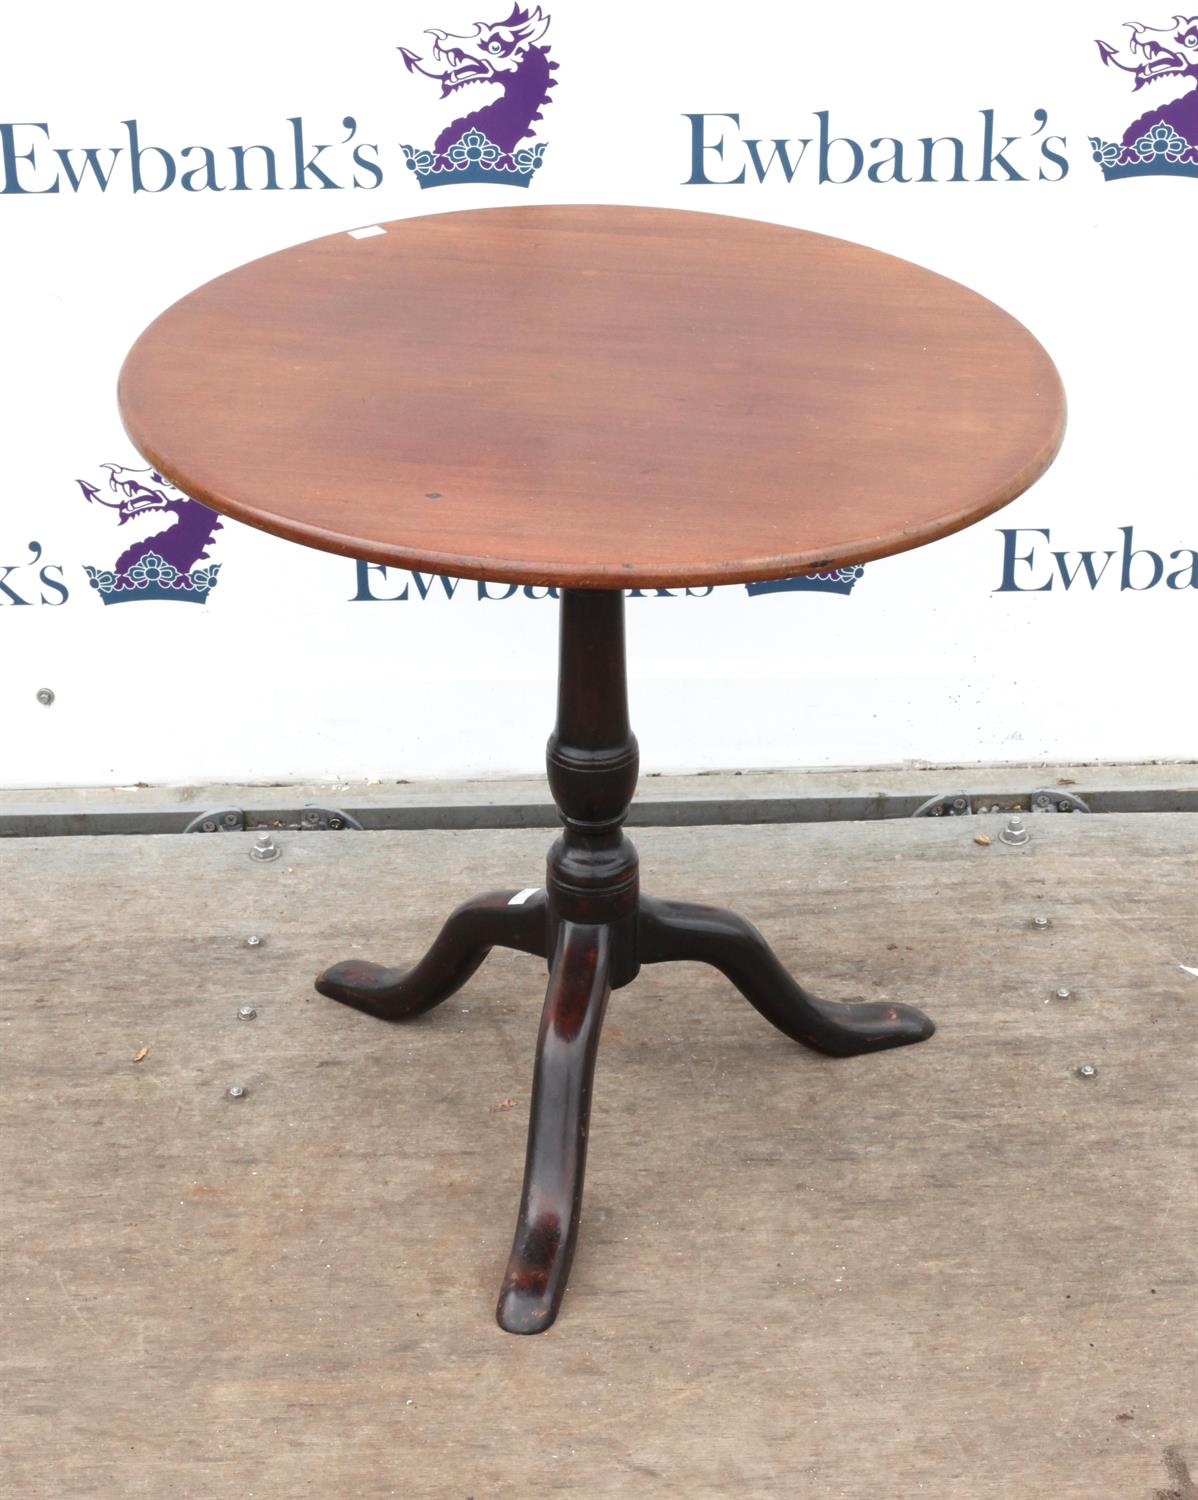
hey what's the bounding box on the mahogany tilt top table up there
[119,205,1066,1334]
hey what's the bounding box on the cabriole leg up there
[496,920,612,1335]
[315,888,548,1020]
[638,896,934,1057]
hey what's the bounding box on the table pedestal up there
[316,589,934,1334]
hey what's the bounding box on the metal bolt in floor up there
[1001,816,1030,846]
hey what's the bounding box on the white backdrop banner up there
[2,1,1195,787]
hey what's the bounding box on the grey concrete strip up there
[1,764,1196,836]
[0,760,1194,808]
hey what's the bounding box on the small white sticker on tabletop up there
[348,225,387,240]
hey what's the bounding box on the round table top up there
[118,205,1065,589]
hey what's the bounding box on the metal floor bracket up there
[913,789,1091,818]
[183,804,364,834]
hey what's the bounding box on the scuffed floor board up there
[1,814,1195,1498]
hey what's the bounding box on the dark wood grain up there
[497,919,612,1335]
[117,205,1065,588]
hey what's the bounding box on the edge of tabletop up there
[115,394,1067,591]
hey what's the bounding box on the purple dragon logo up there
[398,5,558,188]
[76,463,222,604]
[1090,13,1198,177]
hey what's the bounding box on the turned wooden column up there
[544,589,641,989]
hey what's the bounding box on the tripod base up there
[316,886,932,1334]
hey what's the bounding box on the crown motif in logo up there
[1090,14,1198,179]
[401,127,547,188]
[77,463,224,605]
[83,552,221,605]
[745,566,865,598]
[1089,122,1198,179]
[397,5,557,190]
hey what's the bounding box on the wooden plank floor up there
[2,815,1195,1499]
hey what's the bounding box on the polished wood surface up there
[119,205,1065,588]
